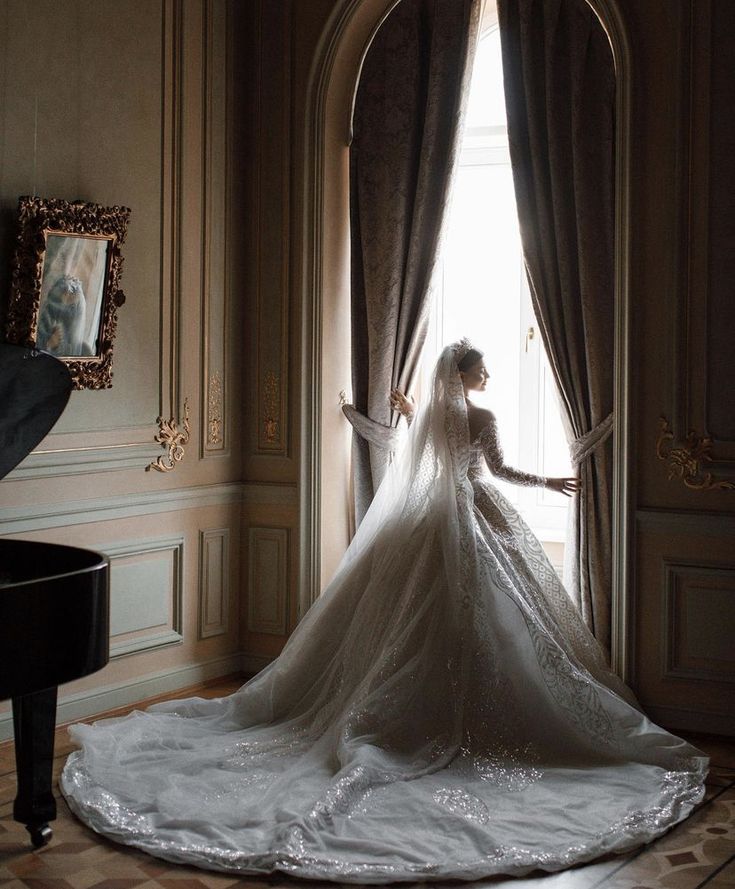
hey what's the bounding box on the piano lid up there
[0,344,73,480]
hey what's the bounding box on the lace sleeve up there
[478,417,548,488]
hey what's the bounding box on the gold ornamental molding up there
[207,371,224,448]
[146,398,191,473]
[262,371,280,445]
[656,417,735,491]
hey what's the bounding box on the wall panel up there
[655,0,735,490]
[199,527,230,638]
[200,0,230,458]
[240,482,298,665]
[241,0,294,480]
[703,1,735,446]
[0,0,244,738]
[663,561,735,683]
[247,527,289,635]
[106,537,184,657]
[635,511,735,734]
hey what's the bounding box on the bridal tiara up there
[454,338,474,364]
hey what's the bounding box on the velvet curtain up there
[345,0,480,525]
[497,0,616,651]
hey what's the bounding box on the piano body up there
[0,344,109,847]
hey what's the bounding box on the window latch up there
[525,326,535,353]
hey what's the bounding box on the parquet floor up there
[1,677,733,889]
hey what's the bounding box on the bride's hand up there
[390,388,415,418]
[547,476,581,497]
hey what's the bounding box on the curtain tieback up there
[570,411,614,466]
[342,404,402,451]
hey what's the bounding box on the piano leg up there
[12,687,58,848]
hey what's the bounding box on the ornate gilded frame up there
[5,196,131,389]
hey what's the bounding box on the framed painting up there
[5,196,131,389]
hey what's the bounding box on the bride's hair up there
[456,341,484,372]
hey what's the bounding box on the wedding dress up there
[62,341,707,883]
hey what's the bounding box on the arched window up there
[302,0,632,675]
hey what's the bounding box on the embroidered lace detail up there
[473,417,547,487]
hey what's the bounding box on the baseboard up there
[0,651,251,742]
[644,704,735,738]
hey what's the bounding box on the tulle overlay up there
[62,344,707,882]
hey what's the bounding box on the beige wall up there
[0,0,245,734]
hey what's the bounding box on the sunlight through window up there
[425,23,573,574]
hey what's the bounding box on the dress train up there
[61,343,707,883]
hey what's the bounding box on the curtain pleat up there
[347,0,480,525]
[498,0,616,652]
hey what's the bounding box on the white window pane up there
[464,28,507,130]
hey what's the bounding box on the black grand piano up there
[0,344,109,847]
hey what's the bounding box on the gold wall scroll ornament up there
[146,399,191,473]
[207,371,223,447]
[656,417,735,491]
[263,371,280,444]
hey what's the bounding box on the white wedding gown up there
[62,343,707,883]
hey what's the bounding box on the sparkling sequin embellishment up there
[433,787,491,824]
[472,743,543,792]
[309,766,385,823]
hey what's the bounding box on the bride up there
[62,339,707,883]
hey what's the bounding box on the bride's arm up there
[479,413,579,495]
[390,388,415,426]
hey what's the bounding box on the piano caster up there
[28,824,53,848]
[12,689,58,848]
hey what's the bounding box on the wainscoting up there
[635,511,735,736]
[0,483,248,743]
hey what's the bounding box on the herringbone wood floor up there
[1,677,733,889]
